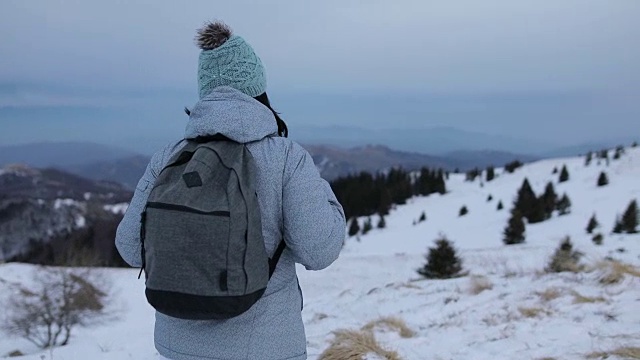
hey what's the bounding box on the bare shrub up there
[546,236,584,273]
[361,316,416,338]
[518,306,550,318]
[586,346,640,359]
[570,290,606,304]
[1,267,112,349]
[318,329,401,360]
[536,287,564,302]
[468,275,493,295]
[596,260,640,285]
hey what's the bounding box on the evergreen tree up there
[620,199,639,234]
[541,181,558,219]
[348,218,360,237]
[592,233,604,245]
[487,194,493,202]
[417,236,463,279]
[586,214,599,234]
[597,171,609,187]
[377,215,386,229]
[552,167,558,174]
[559,165,570,183]
[514,178,545,223]
[418,211,426,223]
[613,146,624,160]
[612,216,623,234]
[465,168,481,182]
[632,141,638,148]
[497,200,504,210]
[459,206,469,217]
[486,166,495,182]
[362,217,373,235]
[585,152,593,166]
[503,209,526,245]
[435,170,447,194]
[556,193,572,215]
[504,160,523,173]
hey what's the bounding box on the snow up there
[75,215,86,228]
[103,203,129,215]
[1,148,640,359]
[53,198,80,210]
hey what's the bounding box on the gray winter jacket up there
[115,86,346,360]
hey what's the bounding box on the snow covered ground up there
[1,147,639,360]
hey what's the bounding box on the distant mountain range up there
[0,141,538,185]
[305,144,537,180]
[0,164,131,263]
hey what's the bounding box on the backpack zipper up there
[146,202,230,216]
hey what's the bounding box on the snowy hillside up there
[1,147,639,360]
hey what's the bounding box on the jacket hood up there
[185,86,277,143]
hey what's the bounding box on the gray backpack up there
[138,136,285,320]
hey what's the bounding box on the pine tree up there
[503,209,526,245]
[362,217,373,235]
[586,214,599,234]
[377,215,386,229]
[632,141,638,148]
[541,181,558,219]
[620,199,639,234]
[486,166,495,182]
[459,206,469,217]
[505,160,523,173]
[552,167,558,174]
[348,218,360,237]
[487,194,493,202]
[585,152,593,166]
[613,146,624,160]
[559,165,569,183]
[465,168,481,182]
[417,236,463,279]
[592,233,604,245]
[612,216,623,234]
[418,211,426,223]
[514,178,545,223]
[497,200,504,210]
[597,171,609,187]
[556,193,572,215]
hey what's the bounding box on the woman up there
[115,21,346,360]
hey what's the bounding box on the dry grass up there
[361,316,416,338]
[318,329,401,360]
[570,290,606,304]
[586,346,640,359]
[518,306,550,318]
[536,357,558,360]
[468,275,493,295]
[536,287,564,302]
[596,260,640,285]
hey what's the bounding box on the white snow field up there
[1,147,639,360]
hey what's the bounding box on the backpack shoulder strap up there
[268,240,286,278]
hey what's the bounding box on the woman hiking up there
[115,21,346,360]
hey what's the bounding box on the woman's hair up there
[184,92,288,138]
[253,93,288,138]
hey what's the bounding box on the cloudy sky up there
[1,0,639,154]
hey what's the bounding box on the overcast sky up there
[1,0,639,153]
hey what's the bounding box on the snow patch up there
[104,203,129,215]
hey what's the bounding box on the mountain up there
[1,146,639,359]
[0,141,536,186]
[67,155,151,190]
[0,164,131,263]
[295,125,553,155]
[0,142,139,168]
[305,144,535,180]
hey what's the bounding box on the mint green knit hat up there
[196,22,266,99]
